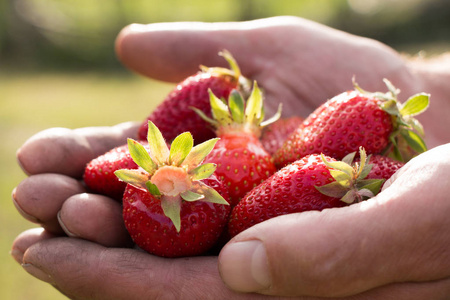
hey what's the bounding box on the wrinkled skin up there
[12,16,450,299]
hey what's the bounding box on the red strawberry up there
[138,50,251,143]
[84,142,148,200]
[228,148,384,237]
[193,82,282,207]
[116,121,230,257]
[260,116,304,156]
[122,175,229,257]
[274,79,429,168]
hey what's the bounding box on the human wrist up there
[404,53,450,147]
[407,53,450,92]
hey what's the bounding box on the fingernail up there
[12,190,40,223]
[127,23,149,32]
[219,240,271,292]
[16,150,31,176]
[57,211,78,238]
[22,263,54,284]
[10,249,24,264]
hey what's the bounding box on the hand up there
[115,16,418,120]
[13,122,139,242]
[115,16,448,148]
[12,126,450,299]
[219,143,450,298]
[11,122,270,300]
[12,16,450,299]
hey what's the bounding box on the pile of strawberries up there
[83,51,429,257]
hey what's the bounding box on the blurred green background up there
[1,0,449,299]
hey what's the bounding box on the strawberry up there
[137,50,251,144]
[260,116,304,156]
[84,142,148,200]
[274,79,429,168]
[228,148,384,237]
[192,82,282,207]
[115,121,230,257]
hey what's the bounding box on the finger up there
[115,17,305,83]
[20,238,450,300]
[13,173,86,234]
[21,238,270,300]
[11,228,57,264]
[114,17,355,118]
[116,21,249,82]
[17,121,139,177]
[219,145,450,297]
[115,17,321,118]
[58,193,132,247]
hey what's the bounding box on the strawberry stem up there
[353,78,430,162]
[193,82,281,138]
[316,147,384,203]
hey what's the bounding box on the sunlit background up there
[1,0,449,299]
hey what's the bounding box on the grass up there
[0,70,173,300]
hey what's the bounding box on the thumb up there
[218,145,450,297]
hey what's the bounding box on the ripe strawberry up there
[115,121,230,257]
[260,116,304,156]
[228,148,384,237]
[137,50,251,143]
[274,79,429,168]
[193,82,282,207]
[84,142,148,200]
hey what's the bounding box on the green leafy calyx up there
[115,121,228,232]
[315,147,384,204]
[192,81,282,138]
[353,78,429,162]
[199,49,252,96]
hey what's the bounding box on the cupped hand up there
[12,125,450,299]
[116,16,447,147]
[12,16,450,300]
[219,143,450,299]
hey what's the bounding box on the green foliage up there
[4,0,449,71]
[0,71,172,300]
[0,1,449,298]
